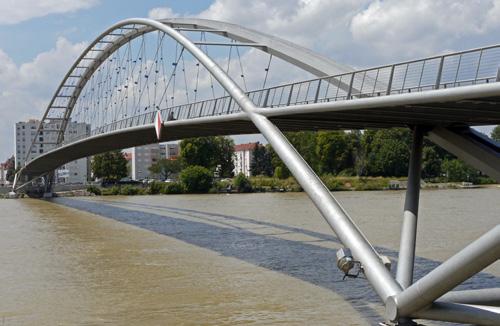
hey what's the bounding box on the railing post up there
[474,50,483,81]
[263,88,271,107]
[435,56,444,89]
[453,54,463,86]
[211,99,218,115]
[226,98,232,114]
[199,101,205,117]
[287,84,294,106]
[386,66,395,95]
[187,103,193,118]
[314,79,322,103]
[347,72,355,99]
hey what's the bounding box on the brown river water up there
[0,188,498,325]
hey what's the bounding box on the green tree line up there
[252,127,499,183]
[89,126,499,192]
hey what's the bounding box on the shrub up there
[351,177,389,191]
[148,181,163,194]
[212,179,232,193]
[161,182,185,194]
[86,185,101,195]
[180,165,213,193]
[119,185,139,195]
[234,173,253,193]
[274,166,290,179]
[321,174,344,191]
[101,185,121,195]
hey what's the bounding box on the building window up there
[39,149,43,153]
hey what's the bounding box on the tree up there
[268,131,318,178]
[363,128,411,177]
[286,131,318,169]
[215,136,235,177]
[315,131,352,175]
[91,150,128,183]
[180,136,235,177]
[441,159,479,182]
[180,165,213,193]
[421,146,442,179]
[491,125,500,142]
[234,173,253,192]
[250,145,273,176]
[5,156,15,182]
[148,158,181,180]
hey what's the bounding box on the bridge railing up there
[57,43,500,148]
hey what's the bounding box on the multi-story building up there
[233,142,259,177]
[165,143,179,159]
[0,163,6,186]
[14,119,90,184]
[131,143,163,180]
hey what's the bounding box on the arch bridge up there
[14,18,500,325]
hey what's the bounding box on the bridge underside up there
[21,94,500,178]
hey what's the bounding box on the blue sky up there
[1,0,499,160]
[0,1,213,64]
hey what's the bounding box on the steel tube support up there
[248,113,402,302]
[410,302,500,325]
[396,126,424,289]
[124,18,403,302]
[386,225,500,320]
[438,288,500,306]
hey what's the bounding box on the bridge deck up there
[22,84,500,177]
[19,33,500,179]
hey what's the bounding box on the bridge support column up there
[43,172,55,198]
[396,126,424,290]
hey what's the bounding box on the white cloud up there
[0,37,87,159]
[0,0,99,25]
[350,0,500,59]
[148,6,178,20]
[3,0,500,159]
[148,0,500,65]
[197,0,369,53]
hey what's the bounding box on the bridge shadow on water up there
[51,197,498,325]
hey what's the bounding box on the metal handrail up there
[52,43,500,150]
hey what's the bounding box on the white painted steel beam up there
[428,126,500,182]
[386,225,500,321]
[396,126,424,289]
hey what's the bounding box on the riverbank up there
[69,176,498,198]
[3,176,496,199]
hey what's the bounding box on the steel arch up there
[19,16,402,304]
[26,17,352,164]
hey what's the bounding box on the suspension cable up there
[235,46,247,92]
[262,54,273,89]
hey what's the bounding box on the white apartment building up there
[131,143,165,180]
[15,119,90,184]
[233,142,258,177]
[0,164,6,186]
